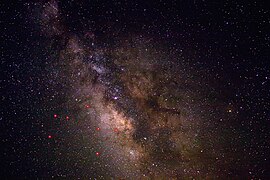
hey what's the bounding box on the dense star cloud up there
[1,0,270,179]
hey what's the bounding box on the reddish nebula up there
[114,128,119,133]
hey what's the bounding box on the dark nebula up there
[2,0,270,179]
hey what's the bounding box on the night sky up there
[1,0,270,179]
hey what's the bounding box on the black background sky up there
[1,0,270,178]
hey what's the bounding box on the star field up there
[1,0,270,179]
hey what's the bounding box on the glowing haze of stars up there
[40,1,207,177]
